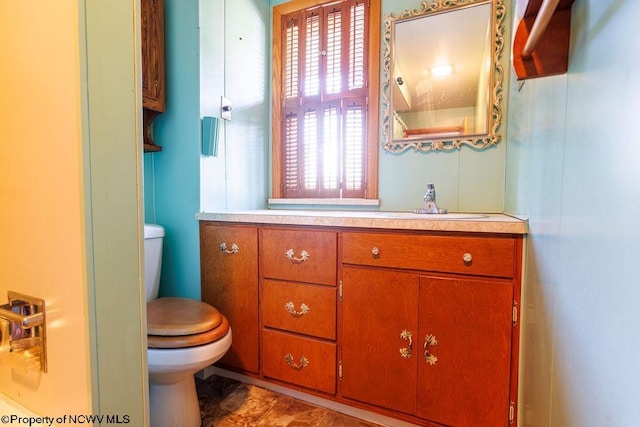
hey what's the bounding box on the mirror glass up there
[382,0,505,152]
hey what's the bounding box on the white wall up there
[200,0,269,212]
[505,1,640,425]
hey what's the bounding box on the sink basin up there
[367,212,489,220]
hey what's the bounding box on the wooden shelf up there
[512,0,575,81]
[144,143,162,153]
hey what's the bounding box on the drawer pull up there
[371,247,380,257]
[399,329,413,359]
[220,242,239,254]
[462,252,473,263]
[285,249,310,263]
[285,301,310,317]
[284,353,309,370]
[424,334,438,366]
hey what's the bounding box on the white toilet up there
[144,224,232,427]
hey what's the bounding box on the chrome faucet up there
[414,183,447,214]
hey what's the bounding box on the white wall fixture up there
[221,96,232,121]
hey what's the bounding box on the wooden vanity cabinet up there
[340,231,521,426]
[259,227,338,395]
[199,220,523,426]
[200,222,259,373]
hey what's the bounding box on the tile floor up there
[196,375,382,427]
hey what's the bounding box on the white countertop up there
[196,210,528,234]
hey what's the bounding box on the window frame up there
[272,0,380,200]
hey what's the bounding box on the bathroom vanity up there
[198,210,526,426]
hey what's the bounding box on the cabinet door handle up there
[220,242,239,254]
[399,329,413,359]
[285,302,310,317]
[285,249,310,263]
[424,334,438,366]
[284,353,309,370]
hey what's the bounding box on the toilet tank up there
[143,224,164,302]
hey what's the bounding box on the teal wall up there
[505,1,640,425]
[144,0,201,298]
[144,0,269,298]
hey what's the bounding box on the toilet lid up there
[147,298,230,349]
[147,315,229,348]
[147,297,222,336]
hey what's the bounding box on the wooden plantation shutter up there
[280,0,368,199]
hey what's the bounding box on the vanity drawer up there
[262,329,336,394]
[341,232,516,278]
[262,280,336,340]
[261,228,337,285]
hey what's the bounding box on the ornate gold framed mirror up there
[382,0,506,152]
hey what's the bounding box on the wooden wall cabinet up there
[141,0,165,152]
[200,221,523,426]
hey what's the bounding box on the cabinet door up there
[417,276,513,426]
[341,266,418,415]
[200,223,259,373]
[141,0,165,112]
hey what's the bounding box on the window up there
[272,0,380,200]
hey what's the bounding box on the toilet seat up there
[147,297,230,349]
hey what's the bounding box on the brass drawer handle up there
[285,302,310,317]
[285,249,310,263]
[424,334,438,366]
[220,242,239,254]
[284,353,309,370]
[399,329,413,359]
